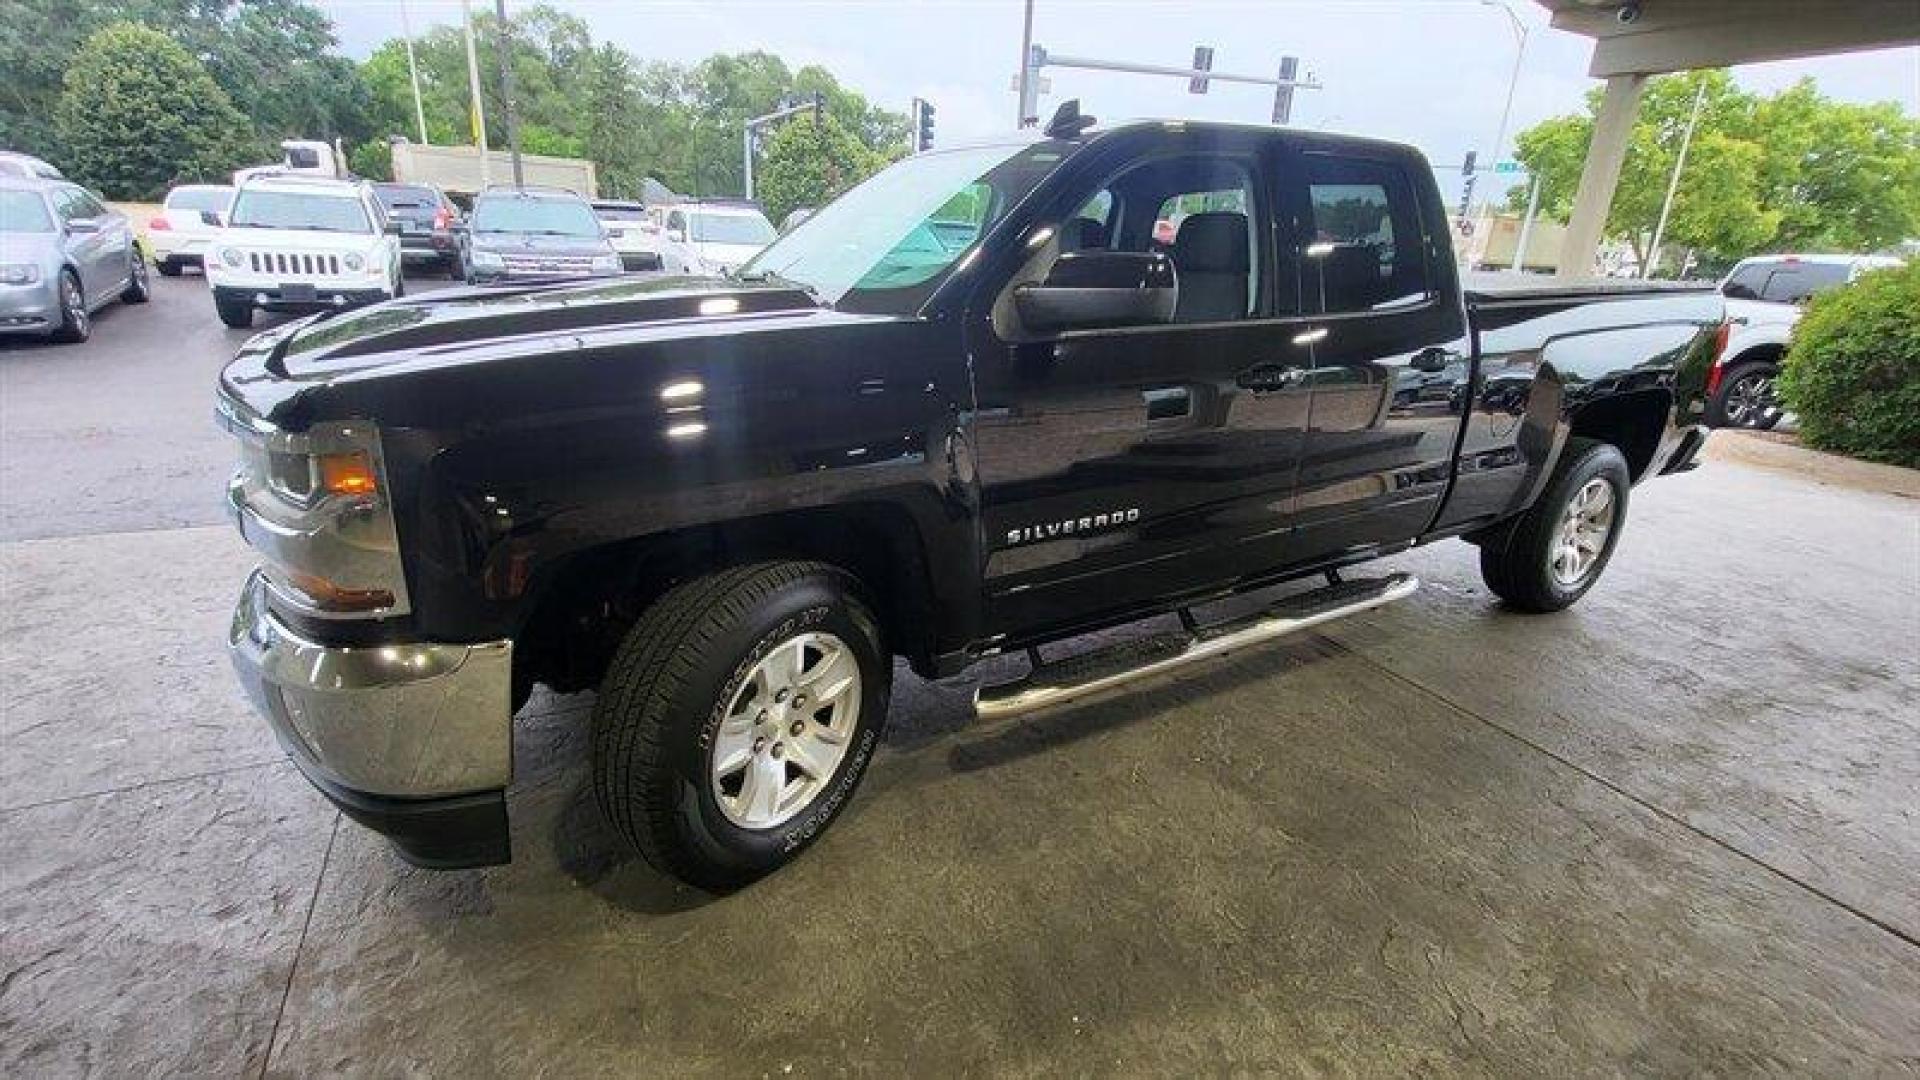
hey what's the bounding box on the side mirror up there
[65,218,101,235]
[1013,251,1178,333]
[200,210,223,228]
[383,220,404,236]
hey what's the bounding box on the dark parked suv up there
[460,186,622,284]
[372,182,464,278]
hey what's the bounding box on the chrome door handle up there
[1236,364,1307,393]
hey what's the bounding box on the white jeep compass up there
[205,175,403,329]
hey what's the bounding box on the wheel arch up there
[512,502,942,694]
[1566,387,1671,482]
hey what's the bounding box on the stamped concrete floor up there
[3,420,1917,1074]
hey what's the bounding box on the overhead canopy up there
[1534,0,1920,276]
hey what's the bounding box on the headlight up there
[343,252,365,272]
[471,250,505,268]
[591,253,621,273]
[0,264,40,285]
[219,247,244,268]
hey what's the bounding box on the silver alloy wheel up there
[1549,476,1617,587]
[129,254,147,296]
[62,275,86,335]
[1724,371,1778,428]
[711,630,861,830]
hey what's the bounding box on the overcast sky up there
[316,0,1920,199]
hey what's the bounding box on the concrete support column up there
[1557,73,1647,278]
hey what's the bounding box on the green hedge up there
[1777,261,1920,468]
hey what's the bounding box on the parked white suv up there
[205,175,402,329]
[657,201,776,274]
[1707,254,1904,428]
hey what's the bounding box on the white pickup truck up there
[1707,253,1903,428]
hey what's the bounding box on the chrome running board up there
[973,572,1419,722]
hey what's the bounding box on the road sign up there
[1494,160,1524,174]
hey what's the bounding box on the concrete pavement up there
[2,275,1916,1076]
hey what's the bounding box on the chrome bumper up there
[228,570,513,798]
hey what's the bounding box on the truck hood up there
[265,274,817,378]
[214,225,382,253]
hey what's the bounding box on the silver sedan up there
[1,176,150,343]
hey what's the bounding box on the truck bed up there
[1462,271,1717,306]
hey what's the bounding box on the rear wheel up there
[215,293,253,329]
[444,251,464,279]
[591,562,890,891]
[155,258,183,278]
[1708,362,1783,430]
[49,271,89,343]
[1478,436,1630,612]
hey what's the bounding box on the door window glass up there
[1081,154,1263,322]
[1303,157,1432,314]
[1722,263,1767,299]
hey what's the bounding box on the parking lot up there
[2,271,1917,1075]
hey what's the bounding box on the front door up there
[967,130,1316,642]
[1283,144,1472,564]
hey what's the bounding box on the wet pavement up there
[2,274,1916,1076]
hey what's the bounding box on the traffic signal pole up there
[1016,45,1321,128]
[742,95,825,201]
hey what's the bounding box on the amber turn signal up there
[318,452,378,497]
[279,567,396,613]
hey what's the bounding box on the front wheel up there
[50,271,89,343]
[215,293,254,329]
[120,251,150,303]
[1478,436,1630,613]
[591,562,891,891]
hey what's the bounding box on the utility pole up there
[399,0,429,145]
[461,0,491,186]
[1646,81,1707,278]
[1015,0,1036,127]
[494,0,525,189]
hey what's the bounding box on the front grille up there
[247,251,342,276]
[502,254,594,275]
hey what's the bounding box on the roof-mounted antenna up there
[1044,99,1097,139]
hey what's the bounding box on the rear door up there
[1282,142,1472,565]
[967,127,1317,640]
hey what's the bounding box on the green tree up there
[755,112,883,224]
[54,22,254,199]
[1509,70,1920,268]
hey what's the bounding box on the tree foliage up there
[2,0,372,159]
[756,113,883,224]
[54,22,255,199]
[1777,262,1920,467]
[1509,70,1920,270]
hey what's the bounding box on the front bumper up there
[0,279,59,334]
[227,571,514,867]
[213,284,391,314]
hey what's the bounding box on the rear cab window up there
[1301,155,1434,314]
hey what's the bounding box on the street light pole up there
[1646,81,1707,278]
[1478,0,1529,219]
[399,0,429,145]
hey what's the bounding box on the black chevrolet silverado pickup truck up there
[220,111,1719,888]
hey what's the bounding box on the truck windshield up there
[472,197,602,238]
[229,190,371,234]
[742,141,1065,314]
[0,190,54,232]
[690,211,775,245]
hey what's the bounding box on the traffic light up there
[913,98,936,153]
[1462,150,1478,177]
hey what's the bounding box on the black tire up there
[444,251,464,279]
[1706,362,1782,430]
[49,270,89,343]
[120,251,150,303]
[1478,436,1631,613]
[155,258,183,278]
[215,293,254,329]
[591,562,891,891]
